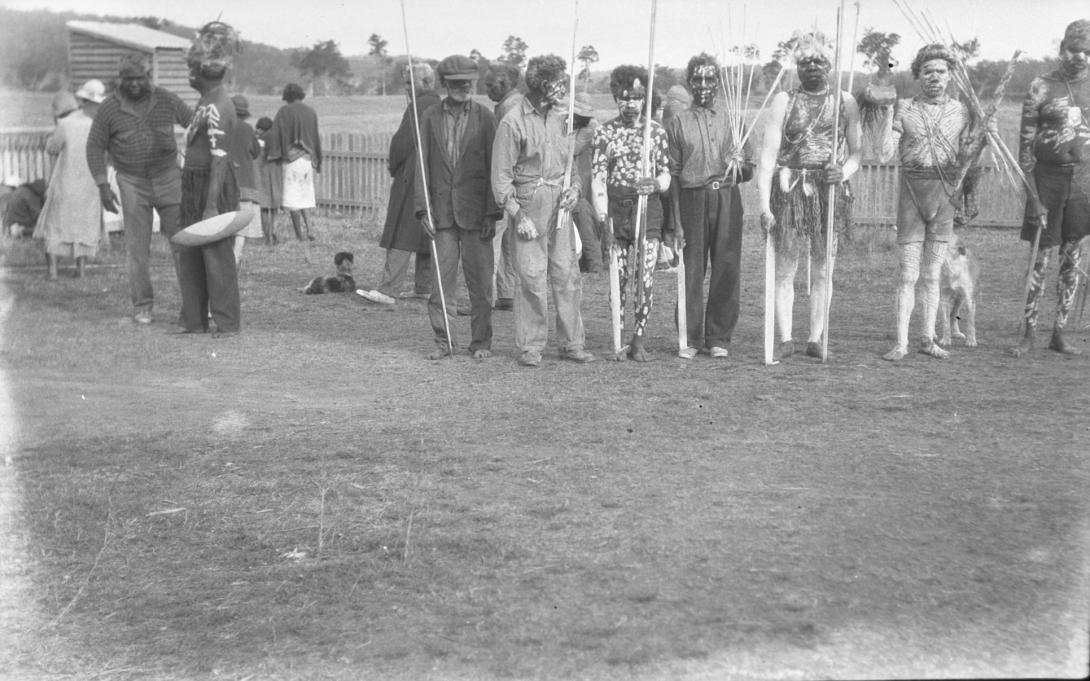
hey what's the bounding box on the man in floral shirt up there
[1012,19,1090,356]
[591,65,671,361]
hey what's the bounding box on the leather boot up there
[1048,326,1082,354]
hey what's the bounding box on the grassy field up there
[1,209,1088,680]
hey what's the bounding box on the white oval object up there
[170,209,254,247]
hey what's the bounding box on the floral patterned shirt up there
[591,116,669,192]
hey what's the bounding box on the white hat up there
[75,79,106,104]
[3,174,22,188]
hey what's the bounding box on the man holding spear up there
[1012,19,1090,356]
[591,65,671,361]
[757,32,862,361]
[491,55,595,367]
[665,53,755,360]
[881,43,973,361]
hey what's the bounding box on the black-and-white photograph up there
[0,0,1088,679]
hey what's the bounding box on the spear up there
[558,0,582,257]
[399,0,453,357]
[633,0,658,348]
[821,1,846,363]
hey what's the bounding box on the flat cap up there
[437,55,479,80]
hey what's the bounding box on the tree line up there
[0,8,1057,101]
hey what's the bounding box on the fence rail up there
[1,126,1025,227]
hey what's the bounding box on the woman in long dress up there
[35,81,106,279]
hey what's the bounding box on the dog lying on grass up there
[937,236,978,347]
[301,251,356,294]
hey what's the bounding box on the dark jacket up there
[380,90,440,252]
[413,98,501,231]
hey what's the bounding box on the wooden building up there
[65,21,194,101]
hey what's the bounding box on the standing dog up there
[937,236,979,347]
[302,251,355,294]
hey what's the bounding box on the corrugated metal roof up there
[66,20,192,52]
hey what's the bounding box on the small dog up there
[937,236,979,347]
[301,251,356,294]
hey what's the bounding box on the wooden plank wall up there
[67,32,192,101]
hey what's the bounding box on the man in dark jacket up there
[414,55,501,359]
[359,62,438,305]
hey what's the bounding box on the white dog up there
[937,236,979,347]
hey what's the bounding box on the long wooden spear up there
[821,1,846,363]
[558,0,582,257]
[633,0,658,349]
[399,0,453,356]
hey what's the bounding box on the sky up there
[1,0,1083,70]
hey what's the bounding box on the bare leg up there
[46,254,57,281]
[917,240,948,359]
[774,232,801,350]
[75,255,86,278]
[289,210,305,241]
[1011,245,1053,356]
[885,242,921,361]
[1050,239,1083,354]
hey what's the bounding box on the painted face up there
[485,73,505,102]
[689,65,718,107]
[796,53,831,90]
[444,78,475,103]
[119,74,151,101]
[542,77,567,105]
[616,90,645,126]
[1061,39,1090,77]
[918,58,951,99]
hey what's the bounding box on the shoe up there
[167,326,205,335]
[710,346,729,359]
[805,341,823,358]
[518,350,542,367]
[494,298,514,311]
[212,330,239,339]
[133,310,152,325]
[561,348,597,363]
[678,346,698,360]
[356,289,396,305]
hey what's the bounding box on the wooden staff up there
[608,218,623,356]
[399,0,453,356]
[634,0,658,339]
[558,0,582,256]
[764,222,776,365]
[821,1,846,363]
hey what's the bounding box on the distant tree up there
[499,35,528,67]
[653,64,681,92]
[577,44,599,92]
[368,33,389,96]
[470,48,491,95]
[951,37,981,64]
[293,39,353,95]
[857,28,901,72]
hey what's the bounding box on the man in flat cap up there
[86,52,193,324]
[492,54,595,367]
[1012,19,1090,356]
[414,54,501,359]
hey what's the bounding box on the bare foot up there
[627,338,650,362]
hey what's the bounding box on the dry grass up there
[1,211,1088,680]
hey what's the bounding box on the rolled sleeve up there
[491,119,520,214]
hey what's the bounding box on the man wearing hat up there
[413,54,501,359]
[174,21,248,337]
[87,52,193,324]
[591,65,671,361]
[1012,19,1090,356]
